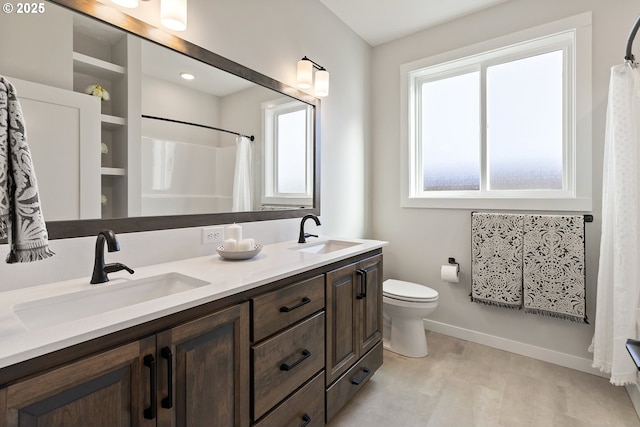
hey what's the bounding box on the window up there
[262,98,314,207]
[401,13,592,211]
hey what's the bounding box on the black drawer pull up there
[356,269,367,299]
[280,297,311,313]
[280,349,311,371]
[300,413,311,427]
[160,347,173,409]
[143,355,157,420]
[350,367,371,385]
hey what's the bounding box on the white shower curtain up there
[232,135,252,212]
[591,64,640,386]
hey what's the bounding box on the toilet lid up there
[383,279,438,302]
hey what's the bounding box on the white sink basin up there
[293,239,360,254]
[12,272,210,330]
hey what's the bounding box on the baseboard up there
[423,319,606,377]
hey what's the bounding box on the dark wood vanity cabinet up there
[0,336,156,427]
[0,303,250,427]
[325,254,383,422]
[0,249,383,427]
[250,275,326,427]
[156,303,250,427]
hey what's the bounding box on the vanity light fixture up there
[109,0,187,31]
[161,0,187,31]
[180,72,195,80]
[296,56,329,97]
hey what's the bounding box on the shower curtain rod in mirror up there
[625,14,640,63]
[142,114,255,141]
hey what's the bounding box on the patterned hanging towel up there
[0,75,54,263]
[523,215,587,323]
[471,212,524,309]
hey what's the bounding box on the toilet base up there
[385,317,428,358]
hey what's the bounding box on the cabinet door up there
[1,336,156,427]
[358,255,383,356]
[325,262,359,386]
[156,302,250,427]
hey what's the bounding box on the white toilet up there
[383,279,439,358]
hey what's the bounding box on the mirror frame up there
[42,0,320,239]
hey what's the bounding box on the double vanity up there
[0,237,386,426]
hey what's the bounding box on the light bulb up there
[161,0,187,31]
[297,59,313,90]
[314,70,329,97]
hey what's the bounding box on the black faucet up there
[298,214,321,243]
[91,229,134,284]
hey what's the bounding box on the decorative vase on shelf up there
[85,84,110,101]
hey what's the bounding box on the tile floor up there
[327,332,640,427]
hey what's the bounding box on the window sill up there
[401,196,592,212]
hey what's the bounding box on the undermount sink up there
[12,272,210,330]
[293,239,360,254]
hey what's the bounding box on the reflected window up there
[262,98,313,207]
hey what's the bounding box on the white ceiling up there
[141,40,254,97]
[319,0,509,46]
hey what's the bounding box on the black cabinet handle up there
[350,367,371,385]
[356,269,367,299]
[143,355,157,420]
[160,347,173,409]
[280,297,311,313]
[280,349,311,371]
[300,413,311,427]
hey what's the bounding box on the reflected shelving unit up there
[71,15,141,219]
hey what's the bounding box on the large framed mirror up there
[0,0,320,239]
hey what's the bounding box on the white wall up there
[371,0,636,370]
[0,0,371,291]
[0,5,72,90]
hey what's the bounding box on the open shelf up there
[73,52,125,80]
[101,114,126,129]
[101,167,126,176]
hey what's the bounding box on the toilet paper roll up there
[441,264,459,283]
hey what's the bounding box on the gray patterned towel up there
[471,212,524,309]
[0,76,54,263]
[523,215,587,323]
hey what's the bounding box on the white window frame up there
[400,12,592,211]
[262,97,314,207]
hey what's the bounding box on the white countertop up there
[0,236,387,370]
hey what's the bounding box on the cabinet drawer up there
[253,371,325,427]
[252,275,325,341]
[252,312,325,420]
[326,340,383,422]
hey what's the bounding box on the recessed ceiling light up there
[180,72,195,80]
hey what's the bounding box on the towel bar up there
[470,212,594,222]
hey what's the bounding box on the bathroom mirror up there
[0,0,319,239]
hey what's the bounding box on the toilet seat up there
[383,279,438,303]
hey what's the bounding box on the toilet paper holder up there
[448,257,460,274]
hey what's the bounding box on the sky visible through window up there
[421,50,563,192]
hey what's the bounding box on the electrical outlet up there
[201,227,224,244]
